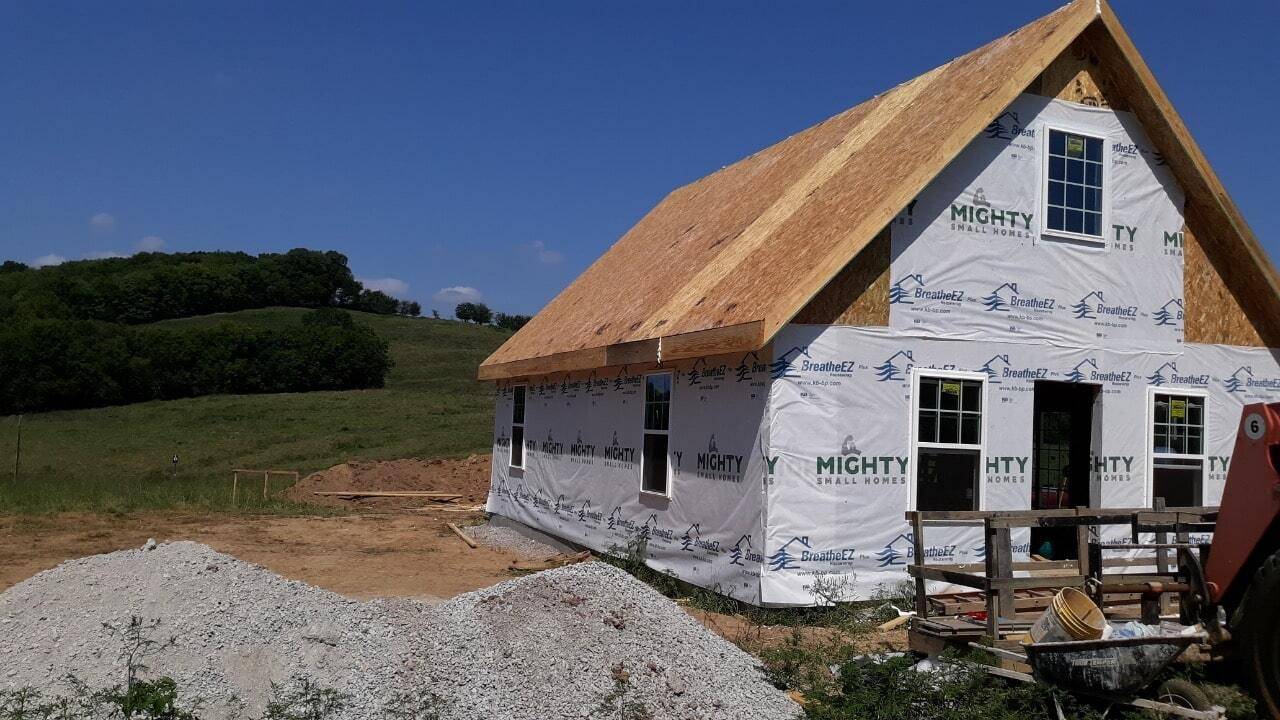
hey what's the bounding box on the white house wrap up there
[482,3,1280,607]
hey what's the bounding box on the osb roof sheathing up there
[480,0,1280,380]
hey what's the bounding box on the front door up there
[1031,381,1098,559]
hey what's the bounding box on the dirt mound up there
[284,455,491,508]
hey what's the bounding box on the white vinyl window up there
[640,372,672,496]
[1041,126,1108,245]
[1147,389,1206,508]
[911,371,986,511]
[509,384,526,469]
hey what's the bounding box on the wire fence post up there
[12,415,22,483]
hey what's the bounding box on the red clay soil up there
[284,454,491,508]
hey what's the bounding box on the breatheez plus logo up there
[983,111,1035,141]
[1223,366,1280,397]
[874,350,914,382]
[679,523,721,556]
[687,357,727,388]
[889,273,925,305]
[735,351,768,384]
[949,188,1033,239]
[979,354,1048,385]
[1065,357,1133,389]
[1225,366,1252,394]
[728,534,764,567]
[1072,291,1137,325]
[696,434,744,483]
[770,346,810,380]
[576,500,603,526]
[875,533,959,569]
[982,282,1056,315]
[1146,361,1208,388]
[612,366,642,394]
[1153,299,1184,328]
[768,536,857,572]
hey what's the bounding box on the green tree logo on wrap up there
[889,273,924,305]
[1146,361,1177,387]
[982,283,1017,312]
[874,350,914,382]
[728,534,762,566]
[1153,298,1183,327]
[770,346,810,379]
[1224,366,1252,394]
[983,111,1034,141]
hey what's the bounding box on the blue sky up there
[3,1,1277,315]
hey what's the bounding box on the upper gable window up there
[1043,128,1106,244]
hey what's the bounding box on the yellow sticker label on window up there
[1171,399,1186,419]
[1067,136,1085,156]
[942,382,961,395]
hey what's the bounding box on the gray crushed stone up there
[0,541,799,720]
[464,522,561,558]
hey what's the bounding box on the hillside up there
[0,308,507,513]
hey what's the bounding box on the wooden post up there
[1075,509,1091,578]
[263,470,269,500]
[909,512,928,617]
[231,471,239,506]
[1152,497,1173,615]
[11,415,21,484]
[994,526,1015,620]
[984,518,1000,640]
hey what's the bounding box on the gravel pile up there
[0,541,799,720]
[465,522,562,558]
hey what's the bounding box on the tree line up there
[0,249,410,413]
[0,249,420,323]
[454,302,531,331]
[0,308,391,414]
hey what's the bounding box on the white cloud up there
[527,240,563,264]
[358,277,410,297]
[432,286,483,305]
[135,235,165,252]
[30,254,67,268]
[84,250,127,260]
[89,213,116,231]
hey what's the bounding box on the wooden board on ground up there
[508,550,592,572]
[312,491,462,500]
[447,523,479,549]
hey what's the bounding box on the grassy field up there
[0,308,507,514]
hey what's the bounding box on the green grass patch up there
[0,308,508,514]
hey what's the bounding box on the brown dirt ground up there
[0,510,509,602]
[3,452,907,652]
[283,454,492,509]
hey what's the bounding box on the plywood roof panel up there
[480,0,1280,380]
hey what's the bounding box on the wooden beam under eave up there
[476,346,608,381]
[476,320,766,382]
[658,321,765,363]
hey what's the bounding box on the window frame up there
[1144,386,1208,507]
[509,383,526,470]
[908,369,988,511]
[639,371,674,498]
[1039,123,1110,247]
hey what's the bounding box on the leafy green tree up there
[455,302,493,324]
[493,313,531,332]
